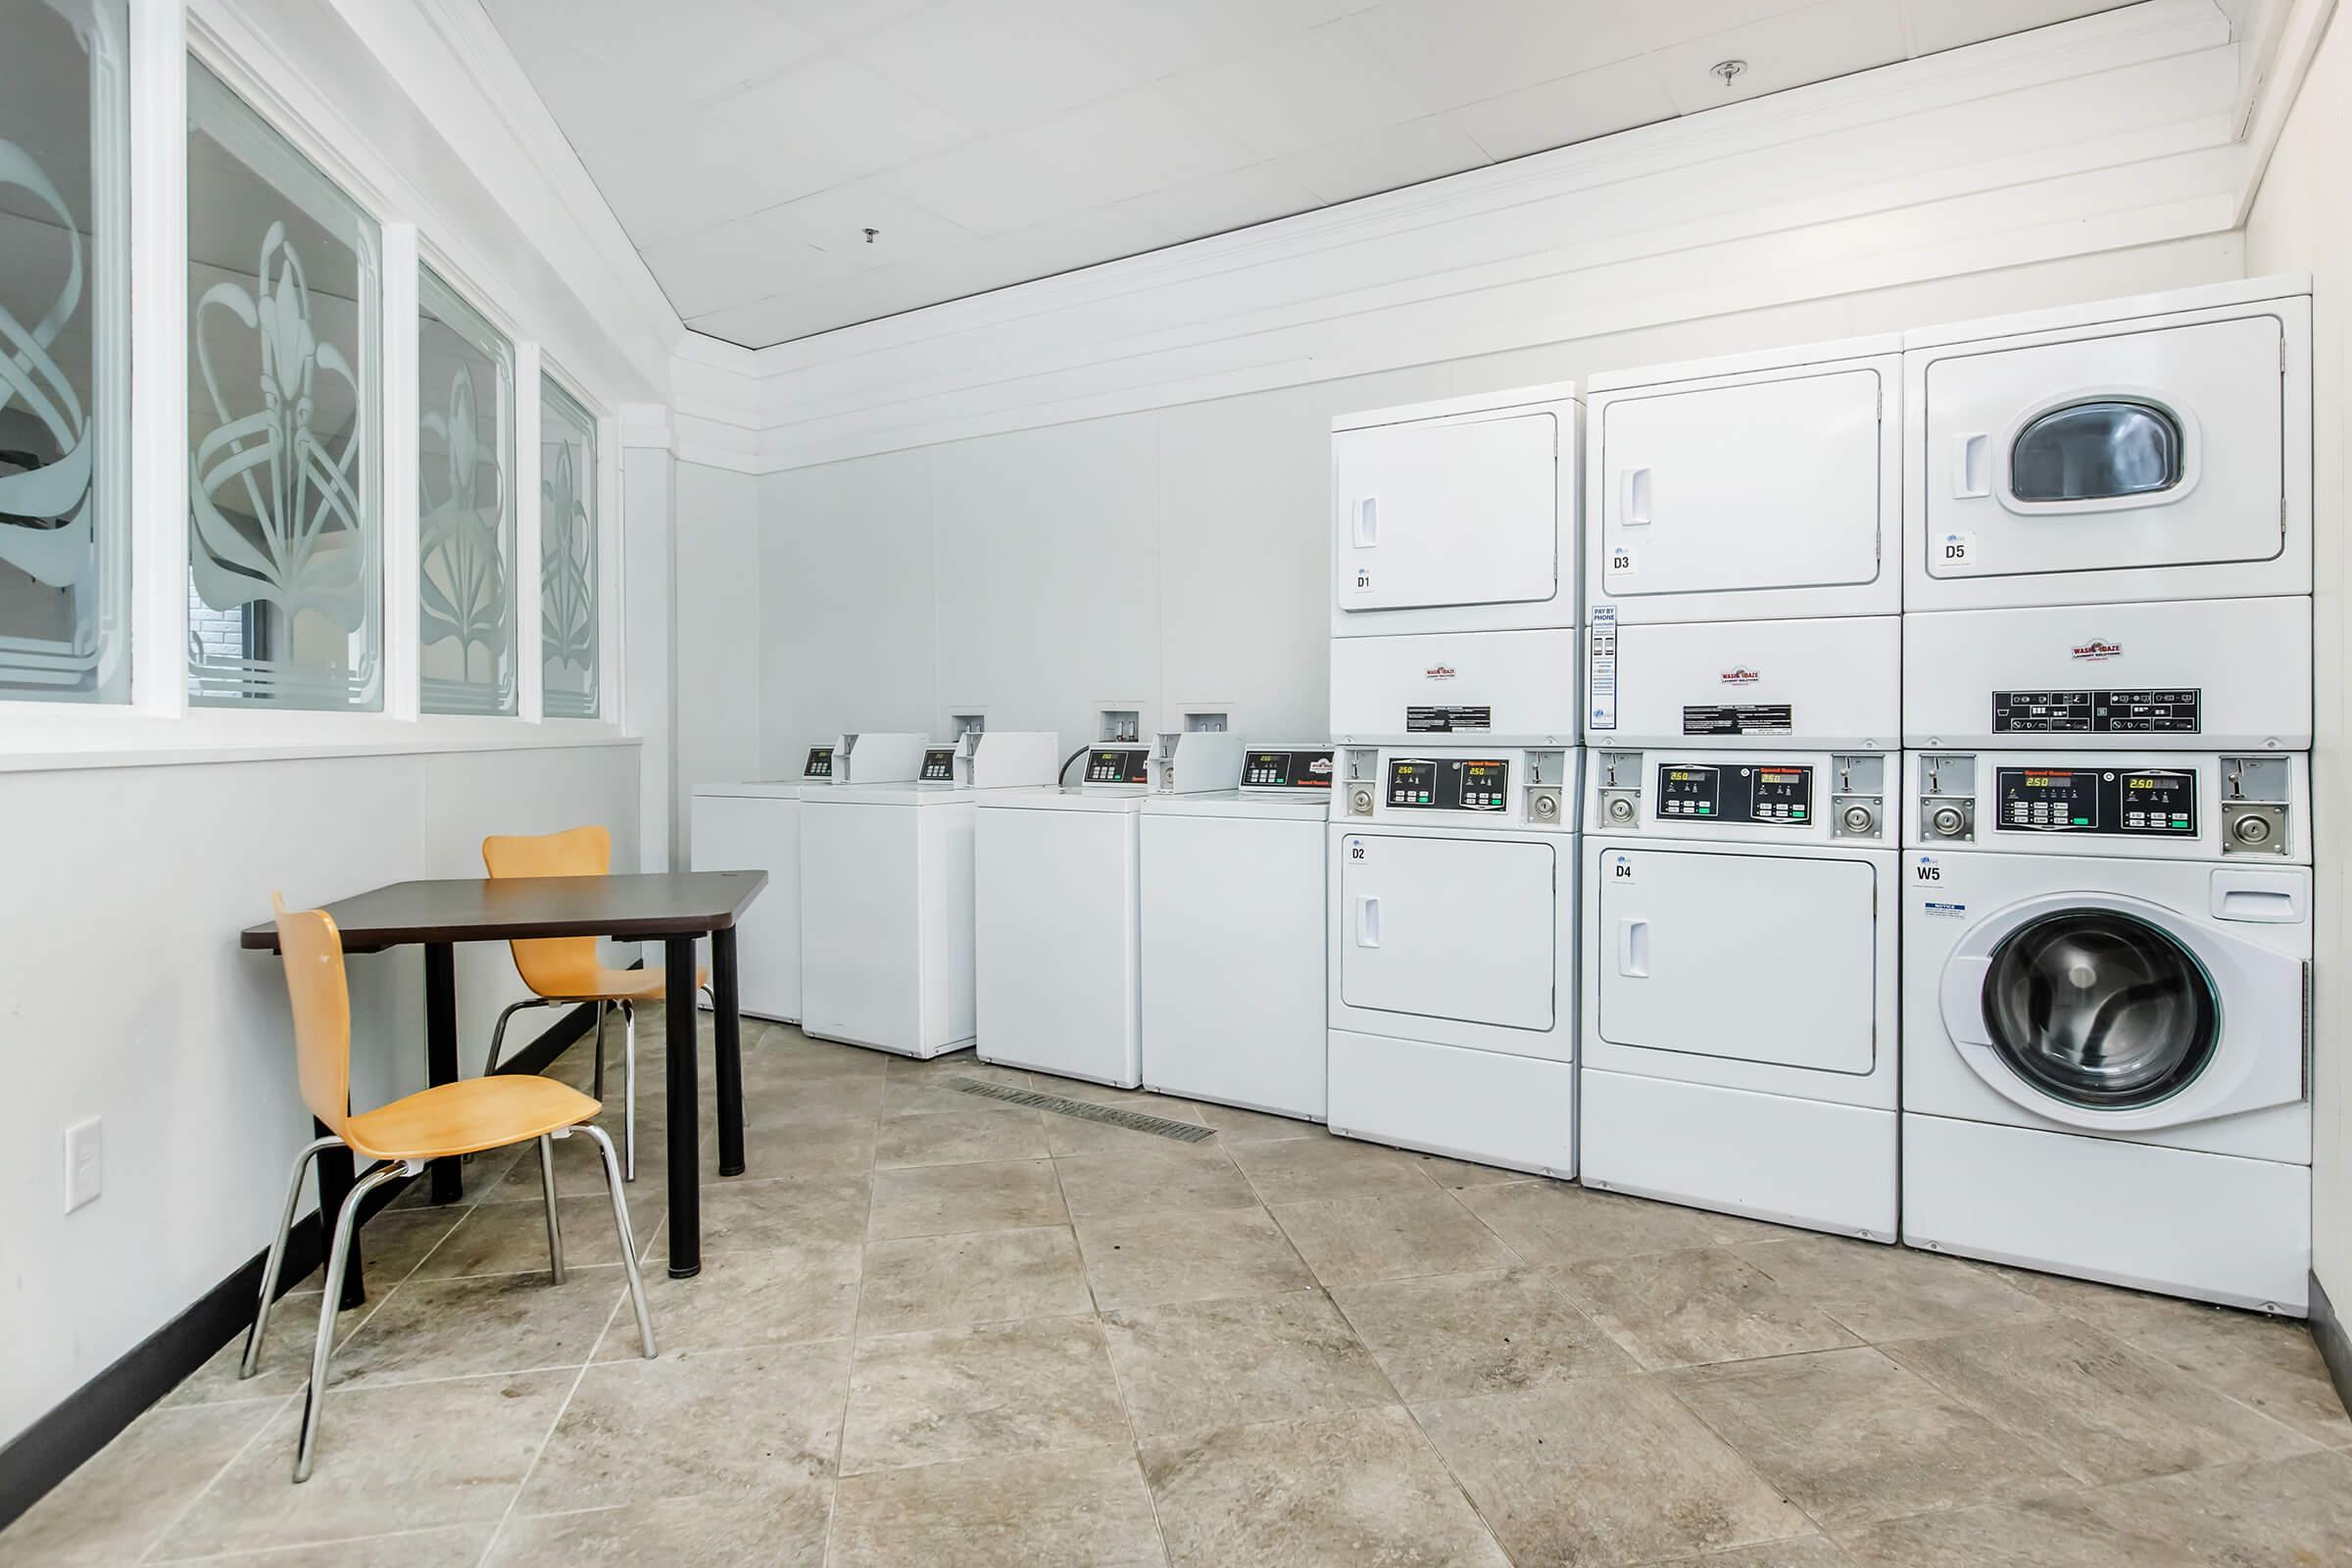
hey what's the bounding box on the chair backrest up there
[482,824,611,998]
[271,892,351,1135]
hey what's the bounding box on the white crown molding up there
[617,403,674,450]
[702,0,2263,471]
[2230,0,2339,221]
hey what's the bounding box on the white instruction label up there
[1589,605,1618,732]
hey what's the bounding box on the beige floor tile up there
[696,1170,873,1250]
[1737,1236,2052,1343]
[1553,1248,1861,1370]
[1413,1375,1813,1565]
[866,1157,1067,1239]
[282,1205,468,1295]
[593,1239,860,1359]
[517,1341,851,1513]
[154,1523,500,1565]
[1053,1140,1256,1218]
[707,1114,878,1182]
[165,1298,375,1409]
[879,1061,1033,1117]
[1190,1101,1322,1142]
[1648,1539,1856,1567]
[329,1268,623,1387]
[728,1075,886,1126]
[158,1369,574,1557]
[1142,1406,1508,1566]
[1409,1151,1532,1189]
[1333,1267,1635,1401]
[873,1106,1048,1167]
[857,1225,1094,1336]
[1039,1102,1210,1155]
[1272,1189,1520,1287]
[1885,1317,2316,1484]
[1226,1135,1437,1204]
[0,1400,281,1566]
[1665,1346,2081,1530]
[826,1445,1163,1567]
[1099,1291,1396,1441]
[484,1483,830,1566]
[482,1129,645,1201]
[1464,1177,1738,1260]
[841,1315,1129,1475]
[1074,1204,1313,1311]
[413,1188,662,1279]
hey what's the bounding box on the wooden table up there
[242,870,766,1302]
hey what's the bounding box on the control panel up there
[1342,747,1572,829]
[1588,750,1887,844]
[1241,748,1335,792]
[1992,689,2201,735]
[1387,757,1510,811]
[919,747,958,784]
[1656,762,1812,826]
[803,745,835,781]
[1993,765,2196,836]
[1084,746,1152,786]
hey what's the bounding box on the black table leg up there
[712,926,746,1178]
[664,934,702,1278]
[423,942,464,1204]
[313,1115,367,1310]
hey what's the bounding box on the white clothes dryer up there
[1902,749,2312,1313]
[1580,748,1898,1240]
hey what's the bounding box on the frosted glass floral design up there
[418,267,514,714]
[539,374,598,718]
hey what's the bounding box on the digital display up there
[1995,766,2195,835]
[804,746,834,779]
[1750,766,1810,823]
[920,747,958,782]
[1085,747,1151,785]
[1658,765,1720,818]
[1386,758,1509,811]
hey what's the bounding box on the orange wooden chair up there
[241,894,655,1483]
[478,825,710,1180]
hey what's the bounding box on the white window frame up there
[0,1,631,770]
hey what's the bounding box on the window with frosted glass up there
[539,375,598,718]
[186,60,382,710]
[0,0,129,703]
[417,268,514,714]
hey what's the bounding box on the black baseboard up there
[2312,1269,2352,1423]
[0,998,606,1534]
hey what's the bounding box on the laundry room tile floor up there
[9,1006,2350,1567]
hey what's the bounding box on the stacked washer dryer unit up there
[1899,276,2316,1312]
[1579,338,1904,1239]
[1326,383,1583,1175]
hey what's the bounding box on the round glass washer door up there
[1980,908,2220,1109]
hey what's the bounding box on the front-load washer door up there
[1922,316,2284,580]
[1940,893,2306,1131]
[1341,834,1555,1030]
[1598,850,1876,1073]
[1333,414,1558,616]
[1600,369,1884,601]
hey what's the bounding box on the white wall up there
[757,234,2242,771]
[0,743,639,1446]
[2246,2,2349,1310]
[672,461,763,860]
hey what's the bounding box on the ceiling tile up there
[1048,0,1380,81]
[747,0,950,46]
[1352,0,1648,113]
[1648,0,1908,115]
[1270,116,1492,205]
[493,22,700,153]
[1451,56,1677,163]
[712,54,975,180]
[1902,0,2137,58]
[869,135,1100,235]
[484,0,824,108]
[640,217,858,318]
[579,109,848,242]
[688,291,830,348]
[1125,164,1325,240]
[739,183,978,273]
[850,0,1139,134]
[1635,0,1824,52]
[1165,20,1438,161]
[1004,85,1261,207]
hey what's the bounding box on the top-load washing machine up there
[1331,383,1581,747]
[688,733,928,1022]
[1141,745,1334,1122]
[1585,336,1901,751]
[1901,749,2312,1311]
[1903,276,2314,750]
[976,727,1245,1088]
[1579,748,1899,1239]
[1327,744,1581,1176]
[800,730,1058,1058]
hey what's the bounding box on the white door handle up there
[1352,497,1379,548]
[1953,434,1990,498]
[1354,895,1381,948]
[1620,466,1652,526]
[1616,917,1649,977]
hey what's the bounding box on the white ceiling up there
[484,0,2145,348]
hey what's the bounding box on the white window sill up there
[0,710,641,773]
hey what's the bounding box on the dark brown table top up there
[240,870,767,953]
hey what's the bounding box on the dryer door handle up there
[1354,895,1381,949]
[1953,434,1991,498]
[1616,917,1649,978]
[1620,466,1653,526]
[1352,496,1379,548]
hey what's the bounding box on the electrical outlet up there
[64,1117,103,1212]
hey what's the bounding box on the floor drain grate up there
[948,1078,1215,1143]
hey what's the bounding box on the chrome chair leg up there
[295,1159,412,1483]
[620,1000,637,1181]
[241,1135,340,1380]
[582,1124,655,1359]
[538,1135,565,1284]
[483,997,557,1077]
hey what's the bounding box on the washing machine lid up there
[692,780,804,800]
[817,782,970,806]
[1141,790,1332,819]
[1939,891,2305,1131]
[975,787,1146,812]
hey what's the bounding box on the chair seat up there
[344,1075,602,1162]
[537,963,710,1004]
